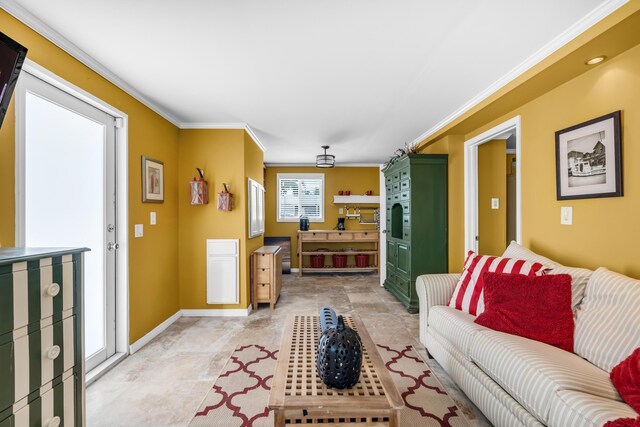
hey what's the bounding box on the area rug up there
[189,344,470,427]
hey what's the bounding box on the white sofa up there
[416,247,640,427]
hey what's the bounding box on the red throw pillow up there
[611,348,640,414]
[449,251,546,316]
[604,417,640,427]
[474,272,574,352]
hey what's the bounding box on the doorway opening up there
[464,116,521,255]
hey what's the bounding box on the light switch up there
[338,208,344,214]
[150,212,157,225]
[134,224,144,237]
[491,198,499,209]
[561,207,573,225]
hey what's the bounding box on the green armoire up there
[382,154,448,313]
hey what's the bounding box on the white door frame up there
[464,115,522,254]
[378,164,386,286]
[14,58,130,378]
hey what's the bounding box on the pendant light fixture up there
[316,145,335,168]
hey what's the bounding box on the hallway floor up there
[87,273,490,426]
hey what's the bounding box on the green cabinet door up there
[396,243,410,277]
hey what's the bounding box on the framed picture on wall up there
[555,111,622,200]
[142,156,164,203]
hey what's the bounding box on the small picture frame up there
[142,156,164,203]
[555,111,622,200]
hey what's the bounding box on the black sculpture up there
[316,312,363,389]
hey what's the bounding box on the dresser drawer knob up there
[45,416,61,427]
[46,345,61,360]
[46,283,60,297]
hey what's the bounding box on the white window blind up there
[277,173,324,222]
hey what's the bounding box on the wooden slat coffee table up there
[269,314,404,426]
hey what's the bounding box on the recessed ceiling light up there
[586,56,606,65]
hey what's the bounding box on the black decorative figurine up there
[316,314,363,389]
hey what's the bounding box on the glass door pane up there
[23,90,111,363]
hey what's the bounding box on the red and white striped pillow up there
[449,251,547,316]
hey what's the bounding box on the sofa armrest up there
[416,273,460,347]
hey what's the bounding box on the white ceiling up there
[6,0,618,164]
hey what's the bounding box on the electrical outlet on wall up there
[561,207,573,225]
[491,198,499,209]
[339,208,344,214]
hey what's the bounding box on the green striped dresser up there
[0,248,88,427]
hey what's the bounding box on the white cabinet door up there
[206,239,239,304]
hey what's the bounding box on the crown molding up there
[1,0,182,126]
[179,122,247,129]
[179,122,266,152]
[410,0,629,146]
[265,163,381,168]
[243,124,266,153]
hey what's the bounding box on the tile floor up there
[87,273,491,426]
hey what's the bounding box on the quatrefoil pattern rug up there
[189,344,469,427]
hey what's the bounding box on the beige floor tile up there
[87,273,490,426]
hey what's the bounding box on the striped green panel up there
[52,263,63,323]
[27,330,41,394]
[27,269,40,326]
[0,274,12,338]
[0,341,14,414]
[28,393,40,427]
[53,320,64,376]
[54,381,64,427]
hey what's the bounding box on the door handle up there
[107,242,120,251]
[381,230,388,234]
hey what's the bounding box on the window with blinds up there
[277,173,324,222]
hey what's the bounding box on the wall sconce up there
[190,168,209,205]
[217,183,233,211]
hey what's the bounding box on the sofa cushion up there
[548,265,593,313]
[449,251,546,316]
[428,305,487,358]
[470,329,620,424]
[502,241,560,268]
[501,242,593,312]
[475,272,574,352]
[548,390,637,427]
[611,347,640,413]
[575,267,640,373]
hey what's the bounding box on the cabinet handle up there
[45,283,60,297]
[45,416,61,427]
[46,345,61,360]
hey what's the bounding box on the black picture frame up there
[555,111,622,200]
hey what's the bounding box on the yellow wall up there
[178,129,263,310]
[478,140,507,256]
[422,42,640,279]
[0,11,180,342]
[264,167,380,268]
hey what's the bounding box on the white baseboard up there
[129,310,181,354]
[181,305,253,317]
[290,268,300,273]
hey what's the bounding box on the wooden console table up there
[269,314,403,426]
[297,230,379,276]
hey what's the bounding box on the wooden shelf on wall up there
[333,195,380,204]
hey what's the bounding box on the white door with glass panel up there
[17,72,117,372]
